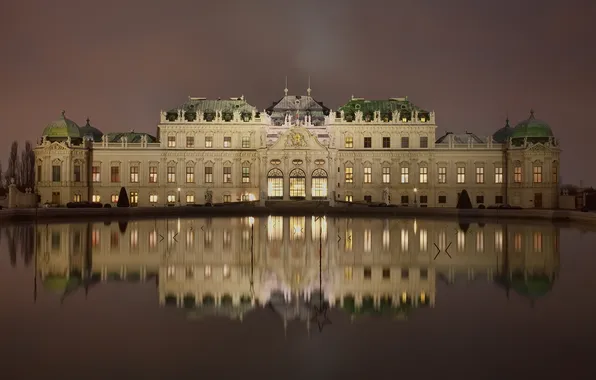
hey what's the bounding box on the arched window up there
[267,168,284,199]
[311,169,328,199]
[289,168,306,199]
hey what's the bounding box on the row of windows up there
[343,193,504,205]
[167,135,251,148]
[344,136,428,149]
[343,165,557,184]
[83,193,237,204]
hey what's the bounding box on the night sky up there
[1,0,594,184]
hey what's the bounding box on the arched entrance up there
[311,168,328,199]
[289,168,306,199]
[267,169,284,199]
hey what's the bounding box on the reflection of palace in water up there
[35,217,560,324]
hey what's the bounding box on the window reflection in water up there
[149,230,157,249]
[438,230,446,250]
[92,229,101,247]
[364,229,372,253]
[494,230,503,252]
[419,229,428,251]
[401,229,409,252]
[186,229,194,248]
[204,229,212,249]
[345,229,353,252]
[457,230,465,251]
[130,228,138,250]
[514,233,522,252]
[290,216,305,241]
[110,231,119,249]
[223,230,232,249]
[267,216,283,241]
[476,231,484,253]
[311,216,327,241]
[382,222,390,250]
[533,232,543,252]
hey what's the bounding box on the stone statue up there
[355,110,363,122]
[66,136,71,145]
[205,189,213,203]
[383,188,390,204]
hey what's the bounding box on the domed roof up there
[511,110,554,139]
[492,118,513,143]
[80,118,103,142]
[42,111,81,139]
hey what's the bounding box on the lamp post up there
[177,188,181,206]
[413,187,418,207]
[248,217,255,296]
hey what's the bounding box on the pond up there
[1,216,594,378]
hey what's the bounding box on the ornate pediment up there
[526,143,550,153]
[269,126,327,151]
[48,142,69,151]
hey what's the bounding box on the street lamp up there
[177,188,181,206]
[413,187,418,207]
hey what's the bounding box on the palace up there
[34,88,561,208]
[32,217,559,324]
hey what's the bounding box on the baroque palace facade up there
[33,217,559,324]
[34,88,561,207]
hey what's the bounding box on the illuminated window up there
[186,166,194,183]
[204,166,213,183]
[110,166,120,182]
[242,166,250,183]
[167,166,176,183]
[495,167,503,184]
[223,194,231,203]
[267,169,283,199]
[476,231,484,253]
[73,193,82,202]
[204,265,212,278]
[419,167,428,184]
[167,136,176,147]
[92,166,101,182]
[363,166,372,183]
[186,194,195,204]
[344,136,353,148]
[242,136,250,148]
[457,167,465,184]
[223,265,231,278]
[149,194,158,204]
[514,165,522,183]
[289,169,306,198]
[382,167,390,183]
[345,228,352,251]
[130,192,138,206]
[111,194,118,203]
[344,267,353,280]
[223,136,231,148]
[345,166,353,183]
[364,229,372,252]
[533,165,542,183]
[149,166,158,183]
[438,166,446,183]
[167,194,176,204]
[130,166,139,183]
[167,266,175,279]
[205,136,213,148]
[311,169,328,198]
[475,167,484,184]
[400,167,409,184]
[223,166,232,183]
[186,136,194,148]
[92,194,101,203]
[345,194,353,202]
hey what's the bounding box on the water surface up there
[1,217,595,379]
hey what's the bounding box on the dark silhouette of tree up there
[5,226,17,267]
[0,160,4,189]
[117,187,129,207]
[458,221,470,234]
[5,141,19,186]
[118,221,128,234]
[456,189,473,209]
[19,141,35,190]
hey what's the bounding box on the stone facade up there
[34,94,561,208]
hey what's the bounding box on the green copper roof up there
[337,97,429,117]
[492,118,513,143]
[42,111,81,139]
[107,132,157,143]
[166,96,258,121]
[511,110,554,138]
[80,118,104,142]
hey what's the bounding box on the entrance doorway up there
[534,193,543,208]
[267,169,284,199]
[311,169,328,199]
[51,192,60,205]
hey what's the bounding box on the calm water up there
[1,216,595,379]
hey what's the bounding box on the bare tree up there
[20,141,35,189]
[0,160,4,190]
[5,141,18,186]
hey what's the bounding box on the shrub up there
[456,190,473,209]
[117,187,130,207]
[478,204,486,209]
[104,203,112,208]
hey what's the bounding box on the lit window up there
[167,194,176,204]
[223,194,231,203]
[242,166,250,183]
[495,167,503,184]
[73,194,82,202]
[92,166,101,182]
[382,167,390,183]
[400,167,409,184]
[186,166,194,183]
[130,192,138,206]
[223,167,232,183]
[167,166,176,183]
[419,229,427,251]
[130,166,139,183]
[149,194,158,204]
[242,136,250,148]
[419,167,428,184]
[345,194,353,202]
[92,194,101,203]
[344,267,353,280]
[167,136,176,147]
[345,167,353,183]
[205,136,213,148]
[457,167,465,184]
[110,166,120,182]
[111,194,118,203]
[149,166,158,183]
[533,165,542,183]
[475,167,484,184]
[204,265,212,278]
[438,167,446,183]
[344,136,353,148]
[514,165,522,183]
[223,265,231,278]
[186,136,194,148]
[363,167,372,183]
[186,194,194,204]
[204,167,213,183]
[223,136,231,148]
